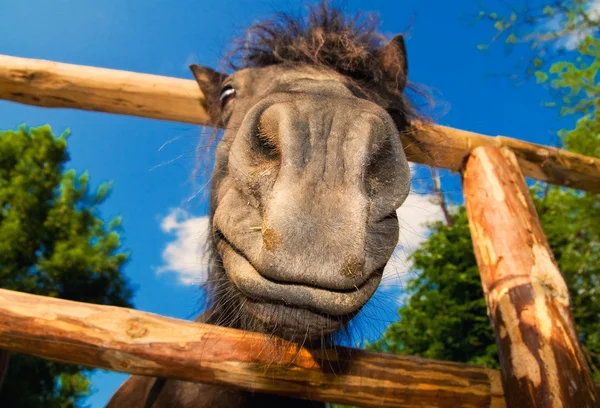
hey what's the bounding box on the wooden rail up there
[1,54,600,193]
[0,288,505,408]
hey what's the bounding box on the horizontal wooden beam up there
[1,53,599,193]
[407,124,600,193]
[0,54,210,124]
[0,288,504,407]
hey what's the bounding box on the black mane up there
[226,2,416,104]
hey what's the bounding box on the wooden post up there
[463,146,598,407]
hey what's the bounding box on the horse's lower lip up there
[242,300,346,340]
[217,238,382,316]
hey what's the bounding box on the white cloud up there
[156,208,210,285]
[380,192,445,291]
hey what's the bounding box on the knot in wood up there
[126,319,148,339]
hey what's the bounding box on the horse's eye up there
[219,86,236,107]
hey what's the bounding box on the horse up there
[107,3,424,407]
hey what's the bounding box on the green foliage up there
[477,0,600,79]
[4,355,91,408]
[547,35,600,157]
[0,125,133,407]
[479,1,600,156]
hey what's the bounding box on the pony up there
[108,3,424,406]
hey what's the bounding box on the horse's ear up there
[189,64,227,125]
[379,34,408,91]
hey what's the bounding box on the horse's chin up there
[217,236,383,314]
[216,236,378,342]
[241,298,349,343]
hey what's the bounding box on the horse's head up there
[192,6,416,343]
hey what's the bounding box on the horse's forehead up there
[233,64,346,86]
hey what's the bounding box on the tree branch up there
[429,167,454,227]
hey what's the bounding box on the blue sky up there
[0,0,573,406]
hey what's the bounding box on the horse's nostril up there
[214,229,226,242]
[254,108,281,158]
[364,135,396,196]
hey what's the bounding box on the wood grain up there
[463,146,598,408]
[1,54,599,192]
[0,288,505,408]
[0,54,209,124]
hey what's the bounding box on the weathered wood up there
[409,123,600,193]
[0,288,504,408]
[0,54,210,124]
[463,146,598,408]
[1,54,600,193]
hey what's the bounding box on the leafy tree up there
[477,1,600,79]
[0,125,133,407]
[478,0,600,156]
[369,0,600,383]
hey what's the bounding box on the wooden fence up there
[0,54,599,407]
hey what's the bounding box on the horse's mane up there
[223,2,432,124]
[230,3,388,81]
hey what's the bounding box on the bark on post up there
[463,146,598,408]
